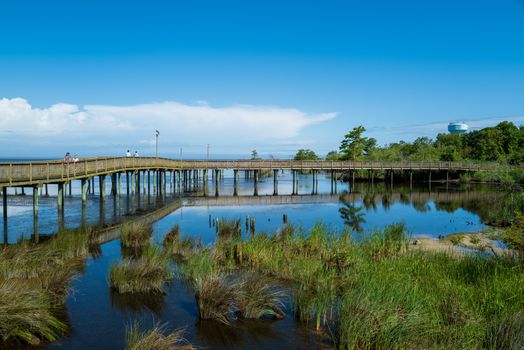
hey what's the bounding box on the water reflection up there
[338,193,366,233]
[110,290,166,316]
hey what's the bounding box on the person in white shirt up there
[126,150,131,157]
[134,151,139,157]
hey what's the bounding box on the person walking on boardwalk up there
[134,150,139,157]
[64,152,71,162]
[126,150,131,157]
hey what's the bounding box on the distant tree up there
[325,150,340,160]
[339,126,370,160]
[294,149,319,161]
[251,150,261,160]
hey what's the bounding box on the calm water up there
[1,170,505,349]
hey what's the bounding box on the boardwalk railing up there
[0,157,502,188]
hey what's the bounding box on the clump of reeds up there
[237,272,286,319]
[0,226,100,345]
[125,322,195,350]
[163,225,200,258]
[192,272,241,325]
[121,221,153,248]
[163,224,180,247]
[0,280,66,345]
[109,246,172,294]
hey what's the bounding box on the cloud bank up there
[0,98,336,156]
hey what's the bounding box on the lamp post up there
[155,130,160,157]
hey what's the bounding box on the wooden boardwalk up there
[0,157,506,222]
[0,157,499,188]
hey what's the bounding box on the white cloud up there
[0,97,336,156]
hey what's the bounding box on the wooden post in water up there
[203,169,208,196]
[233,169,238,196]
[57,182,64,209]
[410,170,413,191]
[81,178,88,205]
[273,169,278,196]
[292,170,296,195]
[311,171,315,195]
[214,169,219,197]
[334,172,337,194]
[253,169,259,196]
[153,170,157,194]
[99,175,106,199]
[45,184,49,196]
[428,170,432,192]
[111,173,117,196]
[330,170,334,194]
[2,188,7,221]
[33,185,39,217]
[68,181,72,197]
[91,177,95,194]
[163,170,167,194]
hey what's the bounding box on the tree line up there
[293,121,524,164]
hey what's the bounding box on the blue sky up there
[1,0,523,158]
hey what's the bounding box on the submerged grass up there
[125,322,195,350]
[174,219,524,349]
[109,246,173,294]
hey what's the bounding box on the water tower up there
[448,122,468,134]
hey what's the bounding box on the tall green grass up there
[0,227,97,345]
[174,221,524,349]
[109,246,172,294]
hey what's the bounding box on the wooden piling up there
[57,182,64,209]
[32,185,38,217]
[273,169,278,196]
[81,178,88,204]
[2,187,7,220]
[233,169,238,196]
[253,169,258,196]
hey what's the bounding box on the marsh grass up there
[192,272,242,325]
[110,245,172,294]
[174,221,524,349]
[121,221,153,248]
[163,225,201,259]
[0,227,97,345]
[125,322,195,350]
[237,272,286,320]
[217,218,241,242]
